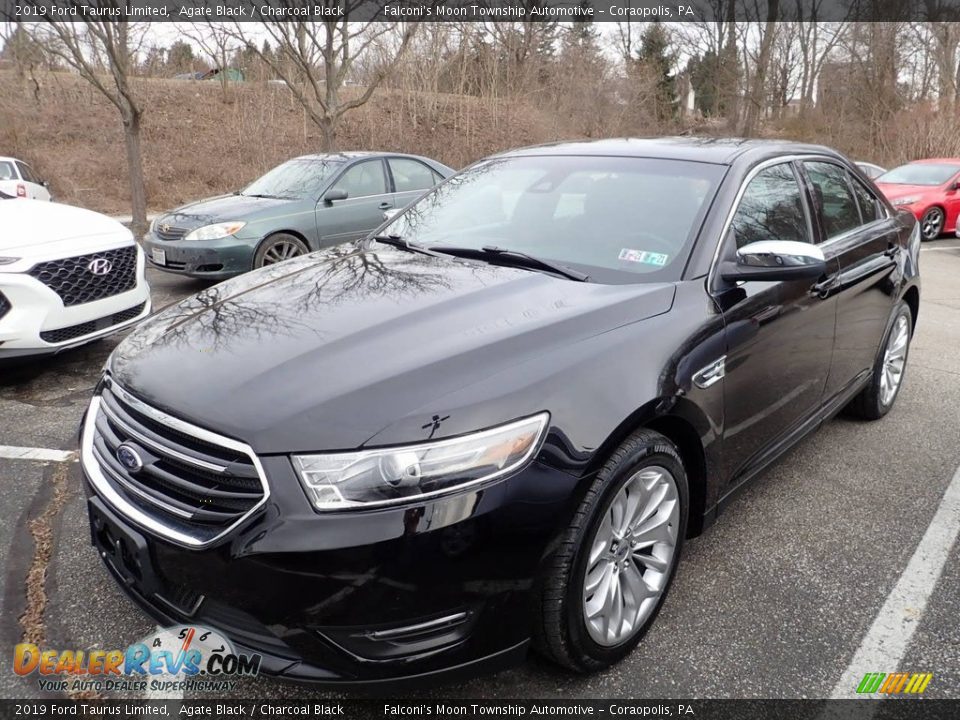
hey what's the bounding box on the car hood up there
[157,194,297,229]
[875,183,938,201]
[0,199,130,252]
[111,246,676,454]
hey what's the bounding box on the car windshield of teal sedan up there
[385,156,724,282]
[878,163,960,186]
[242,159,343,199]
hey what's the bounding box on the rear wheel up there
[533,429,688,672]
[920,207,944,240]
[845,301,912,420]
[253,233,308,268]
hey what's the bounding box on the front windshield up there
[242,159,343,199]
[383,155,724,283]
[877,163,960,186]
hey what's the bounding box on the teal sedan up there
[144,152,454,279]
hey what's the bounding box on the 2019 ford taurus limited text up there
[80,138,920,684]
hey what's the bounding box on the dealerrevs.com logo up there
[13,625,261,693]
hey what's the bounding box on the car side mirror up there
[41,180,49,188]
[951,181,960,191]
[382,208,401,222]
[323,188,348,205]
[720,240,827,283]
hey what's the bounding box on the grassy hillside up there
[0,70,567,215]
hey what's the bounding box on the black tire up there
[845,301,913,420]
[920,207,944,241]
[253,233,309,269]
[532,429,689,672]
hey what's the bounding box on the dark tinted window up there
[850,175,882,222]
[384,155,724,283]
[332,160,387,198]
[732,163,810,248]
[16,162,38,183]
[389,158,437,193]
[804,161,861,239]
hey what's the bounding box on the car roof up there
[291,151,434,163]
[908,158,960,164]
[492,137,846,166]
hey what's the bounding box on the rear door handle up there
[378,202,393,210]
[884,243,901,258]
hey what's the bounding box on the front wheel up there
[920,207,944,240]
[845,301,913,420]
[253,233,309,268]
[533,429,688,672]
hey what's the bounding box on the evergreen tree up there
[637,22,677,122]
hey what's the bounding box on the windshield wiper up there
[370,234,443,257]
[243,193,292,200]
[428,244,589,282]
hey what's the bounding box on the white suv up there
[0,193,151,359]
[0,157,51,201]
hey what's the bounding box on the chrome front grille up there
[82,378,268,547]
[154,225,188,242]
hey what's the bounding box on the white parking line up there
[830,463,960,699]
[0,445,76,462]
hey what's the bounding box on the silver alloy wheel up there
[921,208,943,240]
[262,239,304,265]
[879,314,909,406]
[582,466,680,647]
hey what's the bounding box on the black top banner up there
[3,0,960,23]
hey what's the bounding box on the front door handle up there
[378,202,393,210]
[884,242,901,259]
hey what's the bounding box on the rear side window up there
[0,161,16,180]
[389,158,437,193]
[803,161,861,239]
[332,160,387,198]
[850,175,882,222]
[731,163,810,248]
[16,162,38,184]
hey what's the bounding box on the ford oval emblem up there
[116,444,143,473]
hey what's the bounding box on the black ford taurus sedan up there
[80,138,920,685]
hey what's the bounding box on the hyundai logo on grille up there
[159,223,171,233]
[87,258,113,276]
[116,444,144,473]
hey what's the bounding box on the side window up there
[331,160,387,198]
[731,163,810,248]
[850,175,882,223]
[0,161,15,180]
[389,158,437,193]
[803,161,862,238]
[16,162,38,183]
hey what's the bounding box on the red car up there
[875,158,960,240]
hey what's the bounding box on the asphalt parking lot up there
[1,242,959,701]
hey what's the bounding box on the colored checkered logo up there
[856,672,933,694]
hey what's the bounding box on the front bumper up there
[0,253,151,358]
[80,417,580,685]
[143,232,256,279]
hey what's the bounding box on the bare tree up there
[36,12,149,233]
[741,0,781,136]
[183,22,240,96]
[227,14,417,150]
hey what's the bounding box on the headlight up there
[293,413,549,510]
[893,196,919,206]
[183,222,246,241]
[0,256,20,265]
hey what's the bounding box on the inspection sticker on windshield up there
[619,249,669,267]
